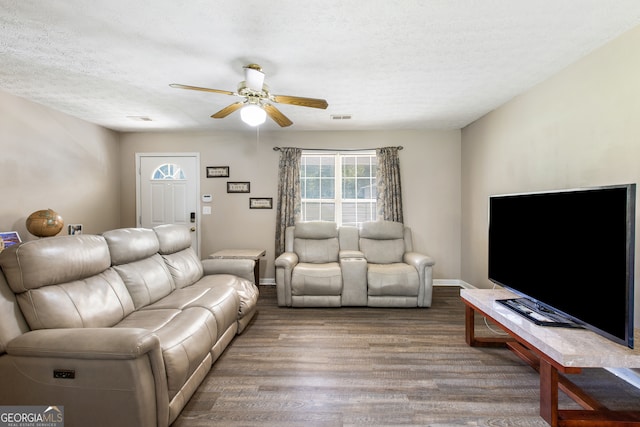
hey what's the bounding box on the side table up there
[209,249,266,284]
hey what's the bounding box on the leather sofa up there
[275,220,435,308]
[0,224,258,427]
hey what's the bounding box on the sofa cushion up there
[294,238,340,263]
[291,262,343,296]
[159,248,204,289]
[154,224,204,288]
[141,281,240,342]
[293,222,340,264]
[16,268,136,330]
[0,234,111,293]
[359,238,405,264]
[189,275,254,319]
[359,221,406,264]
[0,235,136,330]
[154,224,193,254]
[103,228,160,266]
[367,263,419,296]
[113,254,176,309]
[0,274,29,355]
[115,307,217,401]
[359,220,404,240]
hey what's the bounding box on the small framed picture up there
[0,231,22,248]
[227,182,250,193]
[249,198,273,209]
[206,166,229,178]
[68,224,83,235]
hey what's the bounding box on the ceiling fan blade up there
[263,104,293,127]
[211,102,244,118]
[170,83,235,96]
[272,95,328,109]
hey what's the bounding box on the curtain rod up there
[273,146,403,152]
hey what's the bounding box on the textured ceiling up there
[2,1,640,132]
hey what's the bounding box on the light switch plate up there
[202,206,212,215]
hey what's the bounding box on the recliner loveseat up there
[275,220,435,308]
[0,224,258,427]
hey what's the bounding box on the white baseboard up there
[261,278,474,288]
[433,279,475,289]
[260,278,473,288]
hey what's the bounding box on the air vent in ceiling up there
[127,116,153,122]
[331,114,352,120]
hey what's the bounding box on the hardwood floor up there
[172,286,640,427]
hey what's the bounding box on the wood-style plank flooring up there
[172,286,640,427]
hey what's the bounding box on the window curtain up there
[275,147,302,257]
[376,146,404,223]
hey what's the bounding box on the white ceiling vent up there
[127,116,153,122]
[331,114,352,120]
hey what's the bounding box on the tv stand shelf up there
[461,288,640,427]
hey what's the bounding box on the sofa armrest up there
[404,252,435,307]
[404,252,435,269]
[7,328,160,359]
[339,250,364,260]
[275,252,298,306]
[3,328,169,427]
[201,258,255,282]
[339,251,367,306]
[275,252,298,269]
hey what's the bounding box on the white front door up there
[136,153,200,255]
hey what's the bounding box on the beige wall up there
[461,26,640,321]
[119,129,461,281]
[0,86,461,283]
[0,90,121,240]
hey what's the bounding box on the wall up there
[119,129,461,281]
[0,90,121,239]
[461,26,640,322]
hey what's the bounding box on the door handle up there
[190,227,196,232]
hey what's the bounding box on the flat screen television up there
[488,184,636,348]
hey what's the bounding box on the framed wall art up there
[206,166,229,178]
[0,231,21,248]
[227,182,250,193]
[249,198,273,209]
[68,224,83,235]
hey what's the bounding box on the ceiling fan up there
[170,64,328,127]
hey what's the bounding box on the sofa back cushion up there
[0,235,136,330]
[359,221,405,264]
[0,273,29,354]
[103,228,175,309]
[154,224,203,289]
[293,222,339,264]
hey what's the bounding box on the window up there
[300,151,377,226]
[151,163,186,180]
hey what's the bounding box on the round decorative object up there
[26,209,64,237]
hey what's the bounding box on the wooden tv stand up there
[461,288,640,427]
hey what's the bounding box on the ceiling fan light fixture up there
[241,104,266,126]
[244,65,265,91]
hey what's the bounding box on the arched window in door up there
[151,163,186,180]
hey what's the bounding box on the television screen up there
[488,184,636,348]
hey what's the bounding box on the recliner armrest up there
[7,328,160,359]
[4,327,169,427]
[275,252,298,268]
[201,258,255,282]
[404,252,435,270]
